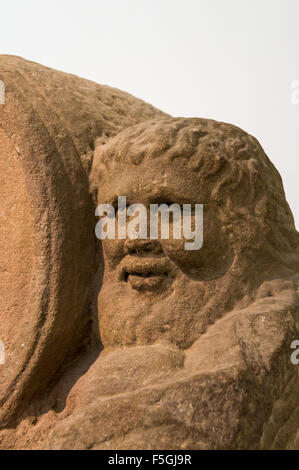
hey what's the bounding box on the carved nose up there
[124,239,163,255]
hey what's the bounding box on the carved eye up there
[114,204,129,216]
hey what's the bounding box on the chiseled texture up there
[0,56,166,431]
[0,68,298,450]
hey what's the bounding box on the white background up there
[0,0,298,227]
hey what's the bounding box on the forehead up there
[99,154,203,204]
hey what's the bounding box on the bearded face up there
[96,153,233,349]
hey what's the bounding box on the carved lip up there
[119,256,171,291]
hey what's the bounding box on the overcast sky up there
[1,0,298,227]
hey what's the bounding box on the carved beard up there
[97,266,233,350]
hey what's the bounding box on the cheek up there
[102,239,125,268]
[161,215,233,277]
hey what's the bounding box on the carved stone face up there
[92,117,297,351]
[96,146,233,349]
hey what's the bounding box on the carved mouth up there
[119,256,171,291]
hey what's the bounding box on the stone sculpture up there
[0,59,298,450]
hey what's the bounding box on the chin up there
[98,273,208,350]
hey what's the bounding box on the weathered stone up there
[0,64,298,450]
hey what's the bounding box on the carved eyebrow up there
[149,198,176,206]
[106,196,120,208]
